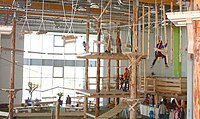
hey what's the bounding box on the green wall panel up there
[173,27,182,77]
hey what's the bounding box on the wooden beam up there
[84,17,90,119]
[194,1,200,119]
[95,21,101,118]
[147,6,151,59]
[170,1,174,64]
[0,10,129,24]
[136,0,176,5]
[130,1,137,118]
[14,112,84,117]
[77,53,130,60]
[155,4,159,42]
[98,0,112,20]
[142,4,145,55]
[8,15,16,119]
[55,100,60,119]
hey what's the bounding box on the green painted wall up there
[173,27,182,77]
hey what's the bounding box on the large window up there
[23,32,104,102]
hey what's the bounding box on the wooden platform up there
[140,77,187,99]
[75,89,130,98]
[77,52,147,60]
[14,112,84,117]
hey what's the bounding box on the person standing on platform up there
[119,74,124,90]
[158,101,166,119]
[123,67,130,91]
[116,31,122,53]
[66,95,71,105]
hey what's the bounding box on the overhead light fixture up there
[0,25,12,34]
[166,11,200,26]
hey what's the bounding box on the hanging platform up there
[75,89,130,98]
[77,52,147,60]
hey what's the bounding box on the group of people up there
[158,100,185,119]
[120,67,130,92]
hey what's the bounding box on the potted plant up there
[27,82,39,100]
[57,92,63,106]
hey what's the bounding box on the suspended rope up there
[19,0,32,35]
[61,0,75,43]
[125,0,131,48]
[36,0,47,35]
[62,0,79,41]
[105,0,112,53]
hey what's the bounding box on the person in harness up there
[151,38,168,68]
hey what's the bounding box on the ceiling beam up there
[134,0,176,5]
[0,10,129,24]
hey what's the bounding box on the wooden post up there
[142,4,145,55]
[8,15,16,119]
[107,59,111,91]
[115,60,119,106]
[95,20,101,118]
[142,4,146,92]
[115,29,120,107]
[84,16,90,118]
[147,6,151,59]
[194,1,200,119]
[155,4,159,42]
[55,100,60,119]
[51,109,54,119]
[194,20,200,119]
[170,2,174,64]
[135,6,138,52]
[163,5,168,64]
[130,1,137,118]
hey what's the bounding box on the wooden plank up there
[77,53,129,60]
[14,112,84,117]
[86,113,95,118]
[147,6,151,59]
[137,0,176,5]
[170,1,174,64]
[156,87,181,92]
[98,0,112,20]
[156,82,181,87]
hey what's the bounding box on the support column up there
[55,100,60,119]
[194,19,200,119]
[130,1,137,118]
[95,21,101,118]
[186,18,194,119]
[84,16,90,118]
[115,60,119,106]
[107,59,111,91]
[8,15,16,119]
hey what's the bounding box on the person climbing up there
[105,34,112,53]
[151,37,168,68]
[116,29,122,53]
[82,41,86,51]
[119,74,124,90]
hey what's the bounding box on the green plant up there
[27,82,39,99]
[57,92,63,98]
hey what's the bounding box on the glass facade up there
[23,32,104,103]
